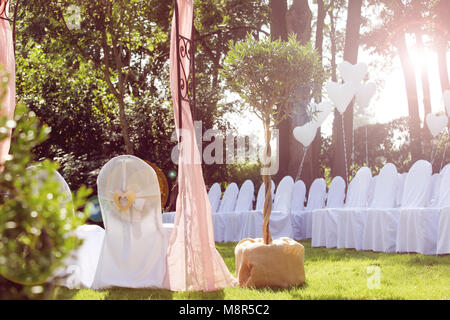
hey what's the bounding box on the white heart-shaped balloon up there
[444,90,450,116]
[325,81,356,114]
[293,122,318,148]
[338,61,368,86]
[311,101,332,126]
[426,113,448,137]
[356,82,376,108]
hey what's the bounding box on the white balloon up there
[338,61,368,86]
[325,81,356,114]
[444,90,450,116]
[311,101,332,126]
[426,113,448,137]
[356,82,376,108]
[293,122,318,148]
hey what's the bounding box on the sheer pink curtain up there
[0,0,15,166]
[164,0,237,291]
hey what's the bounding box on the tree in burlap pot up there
[222,34,323,245]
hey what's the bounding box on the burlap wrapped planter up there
[235,237,305,288]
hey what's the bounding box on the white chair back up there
[344,167,372,207]
[218,182,239,212]
[94,155,166,288]
[208,183,221,213]
[291,180,306,212]
[367,175,377,206]
[401,160,432,207]
[437,167,450,207]
[306,178,327,210]
[395,173,407,207]
[255,180,275,211]
[273,176,294,213]
[370,163,398,208]
[326,176,346,208]
[28,166,73,207]
[234,180,255,212]
[428,173,442,207]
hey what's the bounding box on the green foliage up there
[222,33,324,126]
[0,75,91,299]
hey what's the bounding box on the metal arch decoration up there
[173,0,196,135]
[0,0,21,52]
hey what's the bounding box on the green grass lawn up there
[51,240,450,300]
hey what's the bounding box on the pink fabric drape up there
[0,1,15,165]
[164,0,237,291]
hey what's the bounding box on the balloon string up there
[341,114,349,184]
[440,142,447,171]
[296,146,308,182]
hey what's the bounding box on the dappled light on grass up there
[53,240,450,300]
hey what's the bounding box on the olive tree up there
[222,34,323,244]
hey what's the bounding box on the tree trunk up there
[285,0,313,185]
[270,0,290,184]
[415,31,432,152]
[331,0,362,181]
[310,0,326,185]
[437,37,449,96]
[395,33,423,162]
[262,117,273,245]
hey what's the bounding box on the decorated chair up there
[437,164,450,254]
[361,160,432,253]
[92,155,168,289]
[290,180,306,240]
[311,176,345,247]
[28,167,106,289]
[212,182,239,242]
[396,160,444,255]
[218,180,255,242]
[292,178,326,240]
[361,163,399,252]
[333,167,373,249]
[315,167,372,249]
[240,176,294,240]
[395,172,407,207]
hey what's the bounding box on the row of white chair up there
[311,160,450,255]
[165,160,450,256]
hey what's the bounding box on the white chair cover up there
[92,155,168,289]
[311,176,345,247]
[208,182,222,213]
[367,175,377,207]
[334,167,373,249]
[394,161,449,255]
[240,176,294,240]
[212,182,239,241]
[437,164,450,254]
[291,180,307,212]
[395,160,434,254]
[362,163,399,252]
[395,173,407,207]
[220,180,255,242]
[34,168,104,290]
[428,173,442,208]
[292,178,326,240]
[162,182,222,224]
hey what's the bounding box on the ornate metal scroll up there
[174,0,196,134]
